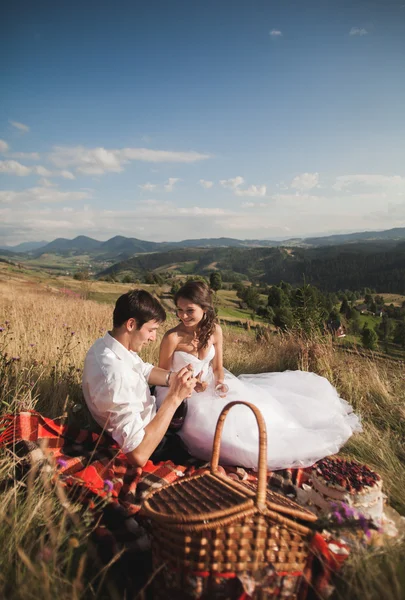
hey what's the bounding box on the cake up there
[303,457,384,523]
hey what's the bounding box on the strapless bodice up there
[171,345,215,380]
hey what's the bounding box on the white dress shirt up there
[82,332,156,454]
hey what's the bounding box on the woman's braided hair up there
[174,280,217,349]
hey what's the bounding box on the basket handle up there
[210,401,268,509]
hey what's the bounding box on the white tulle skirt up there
[156,368,362,470]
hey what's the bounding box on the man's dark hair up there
[113,289,166,328]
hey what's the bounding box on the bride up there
[155,280,362,470]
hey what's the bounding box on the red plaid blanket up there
[0,411,200,513]
[0,411,346,599]
[0,410,303,512]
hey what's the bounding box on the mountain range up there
[30,235,284,257]
[304,227,405,246]
[1,227,405,260]
[1,228,405,293]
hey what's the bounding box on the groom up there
[82,289,196,467]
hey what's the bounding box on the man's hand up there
[127,365,196,468]
[194,371,208,393]
[167,364,196,405]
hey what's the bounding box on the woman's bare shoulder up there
[213,323,223,339]
[162,326,182,342]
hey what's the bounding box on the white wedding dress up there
[155,346,362,470]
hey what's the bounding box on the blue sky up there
[1,0,404,244]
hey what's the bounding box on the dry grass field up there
[378,293,405,306]
[0,271,404,599]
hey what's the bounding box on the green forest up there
[99,242,405,295]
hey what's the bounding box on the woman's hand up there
[167,364,197,405]
[215,381,229,398]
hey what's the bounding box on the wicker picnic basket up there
[141,401,318,599]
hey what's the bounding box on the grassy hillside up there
[96,242,405,294]
[0,271,404,599]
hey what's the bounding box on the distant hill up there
[34,236,103,255]
[99,247,211,279]
[162,237,283,249]
[4,228,405,292]
[98,242,405,294]
[0,249,18,258]
[97,235,161,256]
[6,226,405,273]
[304,227,405,246]
[32,235,164,260]
[0,240,48,253]
[33,235,283,255]
[21,226,405,262]
[30,235,284,261]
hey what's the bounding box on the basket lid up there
[142,402,318,527]
[239,480,317,523]
[142,471,255,523]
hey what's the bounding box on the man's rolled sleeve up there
[140,361,154,382]
[106,406,146,454]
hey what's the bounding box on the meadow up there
[0,270,404,599]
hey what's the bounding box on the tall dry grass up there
[1,279,404,599]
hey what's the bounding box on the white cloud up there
[50,146,123,175]
[177,207,226,216]
[235,184,267,198]
[164,177,180,192]
[129,202,232,219]
[82,148,123,175]
[0,140,9,153]
[199,179,214,189]
[0,186,92,205]
[0,160,67,179]
[139,199,162,206]
[0,159,31,176]
[139,182,158,192]
[220,176,245,190]
[291,172,319,191]
[58,170,76,180]
[120,148,210,163]
[349,27,368,36]
[241,201,268,208]
[0,202,237,245]
[220,176,267,198]
[8,152,40,160]
[276,181,289,191]
[273,192,325,207]
[49,145,210,176]
[270,29,283,37]
[332,174,405,192]
[38,178,57,188]
[3,184,405,246]
[138,179,181,192]
[9,120,30,133]
[333,174,405,190]
[34,165,52,177]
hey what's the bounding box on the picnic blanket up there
[0,411,346,599]
[0,411,302,509]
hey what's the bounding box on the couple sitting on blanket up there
[82,280,361,470]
